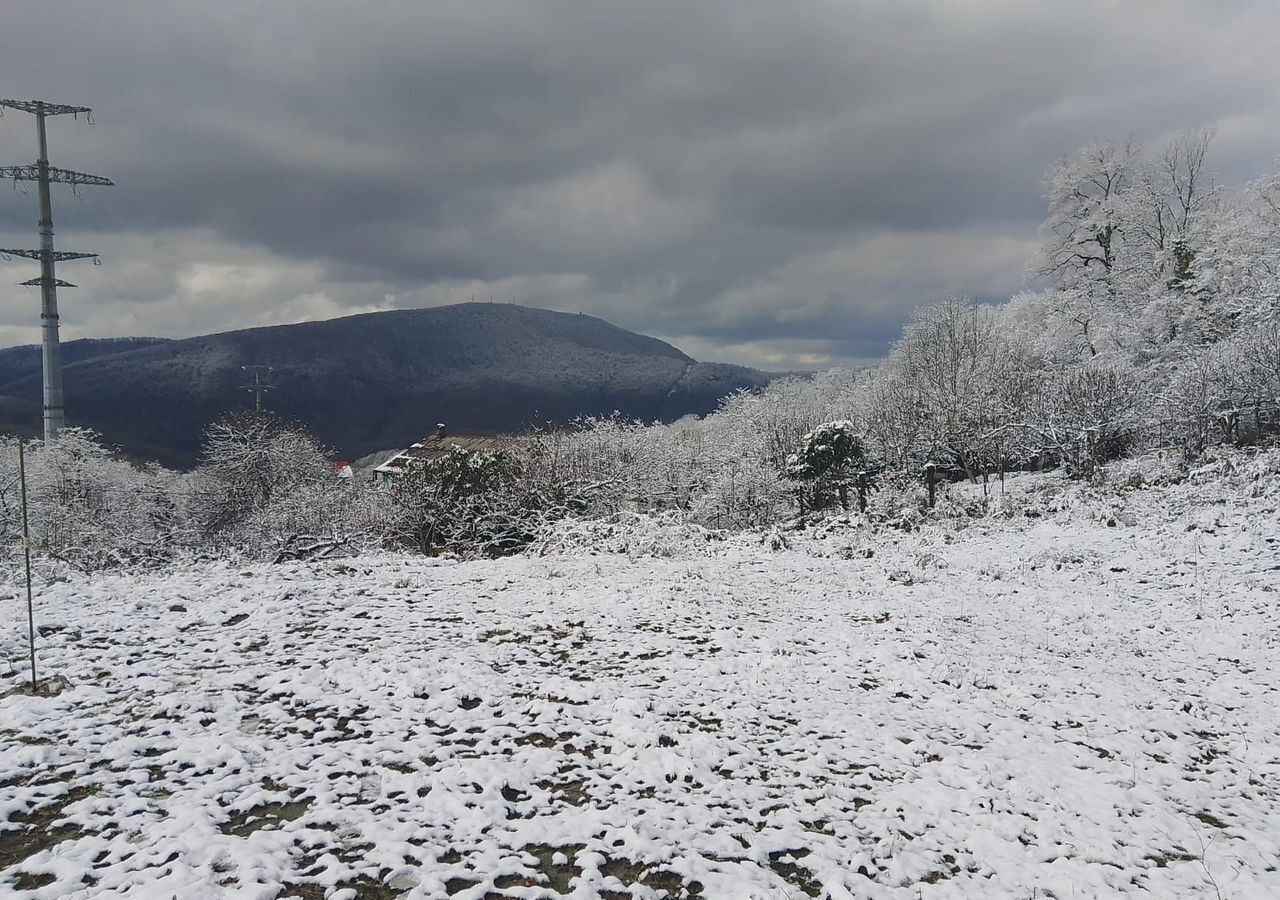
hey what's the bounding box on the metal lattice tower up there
[241,365,274,412]
[0,99,113,444]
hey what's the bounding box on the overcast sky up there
[0,1,1277,370]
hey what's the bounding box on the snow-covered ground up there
[3,452,1279,899]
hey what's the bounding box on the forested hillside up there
[0,304,773,466]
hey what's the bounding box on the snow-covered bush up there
[688,456,791,529]
[786,421,865,512]
[383,441,619,556]
[385,446,520,554]
[0,429,192,571]
[1036,362,1144,477]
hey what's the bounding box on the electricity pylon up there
[0,99,113,444]
[242,365,273,412]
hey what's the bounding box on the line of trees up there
[2,131,1277,568]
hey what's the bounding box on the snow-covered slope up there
[2,454,1278,898]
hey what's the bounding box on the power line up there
[0,98,113,444]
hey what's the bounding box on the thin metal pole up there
[18,440,37,692]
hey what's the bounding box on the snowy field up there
[2,454,1279,899]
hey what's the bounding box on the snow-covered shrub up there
[515,412,790,528]
[688,456,791,529]
[246,477,384,562]
[1172,445,1280,502]
[502,424,649,542]
[0,429,191,571]
[717,380,839,473]
[514,422,629,520]
[1101,450,1188,488]
[862,468,926,530]
[385,446,522,554]
[1157,352,1239,459]
[786,421,865,512]
[1037,362,1145,477]
[383,440,618,556]
[1204,319,1280,444]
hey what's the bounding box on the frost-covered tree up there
[1034,133,1224,360]
[1130,129,1219,294]
[192,413,341,553]
[1037,140,1141,346]
[1192,164,1280,330]
[879,296,1018,478]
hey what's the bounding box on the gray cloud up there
[0,0,1278,369]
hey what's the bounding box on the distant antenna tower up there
[241,365,273,412]
[0,100,113,444]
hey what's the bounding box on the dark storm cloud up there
[0,0,1278,367]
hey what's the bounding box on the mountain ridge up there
[0,303,776,467]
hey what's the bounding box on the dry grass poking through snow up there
[2,453,1279,898]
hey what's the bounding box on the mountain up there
[0,336,173,387]
[0,303,776,467]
